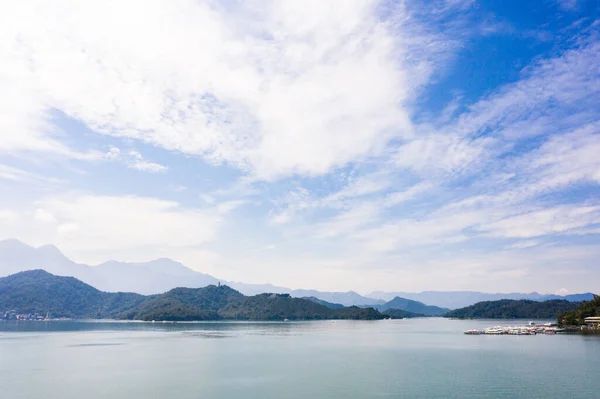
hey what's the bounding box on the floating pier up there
[464,323,565,335]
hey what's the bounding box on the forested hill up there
[377,296,449,316]
[302,296,345,309]
[0,269,147,318]
[444,299,580,319]
[558,295,600,325]
[0,270,387,321]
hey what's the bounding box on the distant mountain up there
[367,290,596,309]
[228,282,291,296]
[287,289,383,306]
[303,296,345,309]
[376,297,450,316]
[93,259,220,294]
[2,239,593,310]
[0,270,387,321]
[444,299,581,319]
[0,239,381,306]
[0,239,105,289]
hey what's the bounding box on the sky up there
[0,0,599,295]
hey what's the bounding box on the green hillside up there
[0,270,146,318]
[444,299,580,319]
[0,270,386,321]
[558,295,600,325]
[378,297,449,316]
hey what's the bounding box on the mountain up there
[367,290,596,309]
[444,299,581,319]
[93,259,220,294]
[303,296,345,309]
[287,289,384,306]
[0,239,380,306]
[0,270,386,321]
[0,269,146,318]
[377,297,450,316]
[218,294,383,320]
[558,295,600,326]
[123,285,245,321]
[3,239,592,309]
[0,239,105,289]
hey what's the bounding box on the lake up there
[1,318,599,398]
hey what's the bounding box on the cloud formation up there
[0,1,598,293]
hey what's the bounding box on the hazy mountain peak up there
[0,238,33,250]
[36,244,68,258]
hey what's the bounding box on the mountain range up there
[366,290,595,309]
[0,270,389,321]
[0,239,595,310]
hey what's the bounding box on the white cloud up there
[316,203,382,238]
[169,185,187,192]
[216,200,247,215]
[383,182,432,207]
[0,0,460,180]
[0,193,224,264]
[0,209,17,222]
[104,146,167,173]
[321,173,392,206]
[557,0,580,11]
[0,163,65,184]
[0,1,598,294]
[505,240,543,250]
[0,164,35,181]
[34,208,57,224]
[129,160,167,173]
[480,205,600,238]
[199,194,216,205]
[39,194,219,253]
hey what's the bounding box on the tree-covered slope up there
[0,271,387,321]
[558,295,600,325]
[378,297,449,316]
[303,296,345,309]
[218,293,385,320]
[0,270,146,318]
[218,293,332,320]
[122,285,243,321]
[444,299,580,319]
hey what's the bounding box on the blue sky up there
[0,0,599,294]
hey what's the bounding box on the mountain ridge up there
[0,270,387,321]
[444,299,581,319]
[0,239,594,309]
[376,296,450,316]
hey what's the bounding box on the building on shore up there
[584,317,600,326]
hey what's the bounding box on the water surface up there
[1,318,599,398]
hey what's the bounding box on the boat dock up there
[465,322,565,335]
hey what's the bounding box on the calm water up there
[1,318,599,399]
